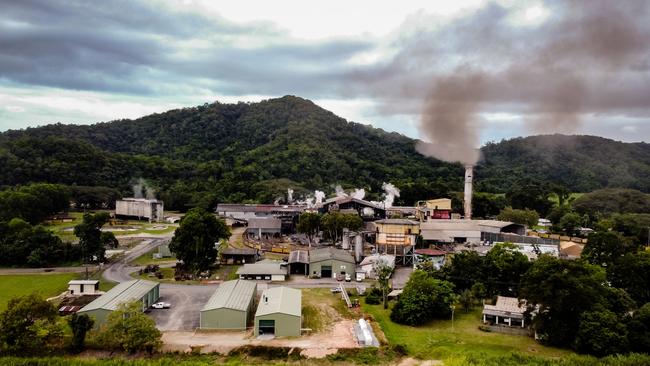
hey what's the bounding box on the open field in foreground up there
[362,303,570,360]
[0,273,78,311]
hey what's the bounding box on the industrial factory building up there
[77,279,160,327]
[321,197,386,220]
[216,204,306,233]
[372,219,418,265]
[309,247,356,278]
[416,198,453,221]
[115,198,164,222]
[246,217,282,239]
[420,219,526,245]
[254,286,302,337]
[200,280,257,330]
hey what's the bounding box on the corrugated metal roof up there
[236,261,287,275]
[201,280,257,312]
[247,217,282,229]
[374,219,420,225]
[288,250,309,264]
[309,247,355,264]
[79,279,158,312]
[255,286,301,317]
[221,248,258,256]
[483,296,526,314]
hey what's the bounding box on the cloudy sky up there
[1,0,649,150]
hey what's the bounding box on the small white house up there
[68,280,100,296]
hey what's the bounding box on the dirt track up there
[161,319,359,358]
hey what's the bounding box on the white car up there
[345,274,352,282]
[152,302,171,309]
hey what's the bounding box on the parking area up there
[148,284,217,331]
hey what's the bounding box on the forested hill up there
[1,95,649,208]
[478,135,650,193]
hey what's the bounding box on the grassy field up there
[362,302,571,360]
[44,211,178,243]
[0,273,79,311]
[130,247,177,266]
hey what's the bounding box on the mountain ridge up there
[1,96,649,206]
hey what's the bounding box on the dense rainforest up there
[1,95,649,209]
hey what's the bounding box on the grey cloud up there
[0,0,373,96]
[351,0,650,163]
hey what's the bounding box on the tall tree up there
[74,212,111,263]
[483,243,530,297]
[582,231,637,268]
[520,256,610,347]
[374,259,394,310]
[68,313,94,353]
[169,207,230,274]
[609,252,650,305]
[0,294,63,355]
[296,212,321,248]
[390,270,456,326]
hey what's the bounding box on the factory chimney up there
[464,165,473,220]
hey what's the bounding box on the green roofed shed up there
[77,279,160,327]
[254,286,301,337]
[200,279,257,330]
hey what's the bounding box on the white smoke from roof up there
[382,182,400,209]
[351,188,366,200]
[335,185,347,198]
[315,190,326,204]
[133,178,156,199]
[287,188,294,203]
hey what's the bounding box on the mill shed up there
[309,247,355,278]
[77,279,160,328]
[200,280,257,330]
[254,286,302,337]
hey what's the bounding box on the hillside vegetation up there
[2,96,649,207]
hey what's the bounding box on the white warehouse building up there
[115,198,164,222]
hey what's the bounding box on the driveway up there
[149,284,217,331]
[102,238,167,283]
[392,266,414,289]
[161,319,359,357]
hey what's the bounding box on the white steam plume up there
[382,182,400,209]
[315,190,326,204]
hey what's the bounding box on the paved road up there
[0,265,100,275]
[102,238,166,283]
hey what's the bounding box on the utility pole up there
[451,304,456,332]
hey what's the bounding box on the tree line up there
[0,294,161,356]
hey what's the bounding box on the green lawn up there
[44,211,178,242]
[130,247,177,266]
[0,273,79,311]
[363,303,571,360]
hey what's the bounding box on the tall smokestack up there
[464,165,473,220]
